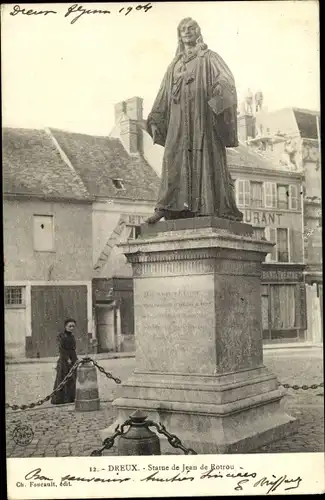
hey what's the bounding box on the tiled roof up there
[49,128,160,201]
[3,127,91,200]
[227,142,278,171]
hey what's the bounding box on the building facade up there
[248,105,322,344]
[3,116,160,357]
[3,128,94,358]
[227,144,306,344]
[47,103,160,353]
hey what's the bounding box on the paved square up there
[6,348,324,456]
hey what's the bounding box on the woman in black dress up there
[51,318,78,405]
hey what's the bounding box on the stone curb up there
[6,344,323,364]
[5,352,135,365]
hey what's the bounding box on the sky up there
[1,1,320,136]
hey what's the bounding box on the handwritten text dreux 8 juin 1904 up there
[9,3,153,24]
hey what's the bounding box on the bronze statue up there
[146,18,243,224]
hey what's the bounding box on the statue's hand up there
[214,83,223,96]
[151,124,158,144]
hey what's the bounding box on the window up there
[5,286,25,307]
[264,182,277,208]
[236,179,250,207]
[265,227,290,262]
[277,185,289,210]
[112,179,125,190]
[289,185,299,210]
[277,228,289,262]
[262,284,304,341]
[277,184,299,210]
[265,227,277,262]
[270,285,297,329]
[250,182,264,207]
[253,227,265,240]
[126,225,140,240]
[33,215,54,251]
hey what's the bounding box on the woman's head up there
[64,318,76,332]
[176,17,207,54]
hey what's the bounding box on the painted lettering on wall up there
[262,270,301,281]
[243,210,283,225]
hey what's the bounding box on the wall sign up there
[242,210,283,225]
[262,269,302,282]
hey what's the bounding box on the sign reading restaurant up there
[242,210,283,225]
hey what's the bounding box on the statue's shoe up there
[145,210,165,224]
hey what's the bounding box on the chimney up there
[120,118,140,154]
[114,101,126,123]
[237,114,256,142]
[113,97,143,154]
[125,97,143,121]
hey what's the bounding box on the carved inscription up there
[136,289,214,331]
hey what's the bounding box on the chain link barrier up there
[90,418,197,456]
[5,356,121,411]
[149,420,197,455]
[6,354,323,412]
[279,382,323,391]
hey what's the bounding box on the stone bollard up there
[75,361,100,412]
[118,410,161,456]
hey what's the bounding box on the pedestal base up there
[101,219,298,454]
[101,367,297,454]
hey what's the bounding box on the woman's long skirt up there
[51,358,77,405]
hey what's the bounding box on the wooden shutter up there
[289,184,298,210]
[265,227,277,262]
[237,179,250,207]
[244,180,250,206]
[289,228,303,263]
[264,182,277,208]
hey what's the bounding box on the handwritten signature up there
[23,467,302,493]
[9,3,153,24]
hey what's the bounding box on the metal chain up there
[90,417,196,456]
[88,358,121,384]
[148,421,197,455]
[6,356,121,412]
[280,382,324,391]
[5,359,81,411]
[90,419,132,456]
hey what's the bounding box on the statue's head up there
[176,18,207,54]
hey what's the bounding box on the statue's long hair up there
[175,17,208,56]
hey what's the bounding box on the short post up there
[75,360,100,412]
[118,410,161,456]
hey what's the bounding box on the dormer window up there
[112,179,125,190]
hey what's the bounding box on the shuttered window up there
[289,184,299,210]
[265,227,277,262]
[236,179,250,207]
[264,182,277,208]
[251,182,264,207]
[277,185,289,210]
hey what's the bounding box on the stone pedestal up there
[101,217,297,453]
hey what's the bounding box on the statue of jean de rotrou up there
[146,17,243,224]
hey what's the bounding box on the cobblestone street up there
[6,348,324,457]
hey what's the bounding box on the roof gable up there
[3,127,91,201]
[49,128,160,201]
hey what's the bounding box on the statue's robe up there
[147,47,243,220]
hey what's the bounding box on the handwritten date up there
[9,3,153,24]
